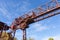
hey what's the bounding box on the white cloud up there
[0,1,13,20]
[31,22,48,32]
[42,35,60,40]
[0,7,12,20]
[0,0,31,20]
[16,0,31,15]
[54,35,60,40]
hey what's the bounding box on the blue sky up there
[0,0,60,40]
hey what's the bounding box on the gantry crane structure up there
[11,0,60,40]
[0,0,60,40]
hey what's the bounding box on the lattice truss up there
[0,0,60,40]
[12,0,60,30]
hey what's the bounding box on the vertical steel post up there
[13,30,16,40]
[22,29,26,40]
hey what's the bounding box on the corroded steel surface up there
[12,0,60,30]
[0,0,60,40]
[11,0,60,40]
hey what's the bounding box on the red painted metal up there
[11,0,60,40]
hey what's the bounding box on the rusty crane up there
[0,0,60,40]
[10,0,60,40]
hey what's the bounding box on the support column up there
[13,30,16,40]
[22,29,26,40]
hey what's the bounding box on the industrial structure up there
[0,0,60,40]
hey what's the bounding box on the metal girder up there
[11,0,60,40]
[34,12,60,22]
